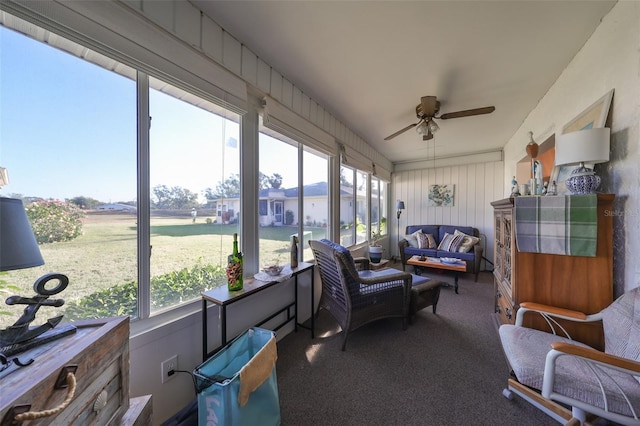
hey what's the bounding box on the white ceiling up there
[193,1,616,165]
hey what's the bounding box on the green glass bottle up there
[227,233,243,291]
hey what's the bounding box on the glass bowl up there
[262,265,284,276]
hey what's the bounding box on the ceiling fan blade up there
[439,106,495,120]
[384,121,420,141]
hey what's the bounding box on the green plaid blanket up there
[514,195,598,257]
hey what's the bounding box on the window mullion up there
[137,71,151,320]
[297,145,304,261]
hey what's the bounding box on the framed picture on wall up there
[428,184,454,207]
[550,89,614,194]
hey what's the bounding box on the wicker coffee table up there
[406,255,466,294]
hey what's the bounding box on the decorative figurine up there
[526,132,544,195]
[0,273,76,372]
[0,273,70,347]
[511,176,520,196]
[532,160,543,195]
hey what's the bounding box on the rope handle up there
[13,372,77,422]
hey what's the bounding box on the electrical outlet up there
[161,355,178,384]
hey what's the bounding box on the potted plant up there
[369,230,384,263]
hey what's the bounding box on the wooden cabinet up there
[491,194,614,349]
[493,204,515,325]
[0,316,151,425]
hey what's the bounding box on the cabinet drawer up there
[1,317,130,425]
[495,284,515,325]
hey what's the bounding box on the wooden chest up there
[0,316,141,425]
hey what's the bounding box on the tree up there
[152,185,198,209]
[267,173,283,189]
[258,172,269,191]
[340,168,353,187]
[204,174,241,200]
[204,172,283,201]
[259,172,283,190]
[68,196,102,209]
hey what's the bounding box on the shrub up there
[64,279,138,319]
[26,200,85,244]
[0,272,21,317]
[63,261,226,320]
[285,210,294,225]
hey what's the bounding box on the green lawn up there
[0,212,327,327]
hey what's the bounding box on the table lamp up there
[0,197,74,353]
[396,200,405,259]
[554,127,610,194]
[396,200,405,221]
[0,197,44,272]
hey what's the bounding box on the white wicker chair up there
[499,287,640,425]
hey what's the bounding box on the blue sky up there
[0,25,327,204]
[1,26,138,202]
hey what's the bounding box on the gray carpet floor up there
[276,267,559,425]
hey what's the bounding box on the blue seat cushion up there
[435,250,474,262]
[355,268,414,309]
[404,247,438,258]
[359,268,428,287]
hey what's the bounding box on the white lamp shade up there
[0,197,44,271]
[396,201,405,210]
[554,127,610,167]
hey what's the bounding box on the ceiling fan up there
[384,96,495,141]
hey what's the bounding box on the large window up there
[0,24,138,325]
[149,77,240,313]
[258,120,329,267]
[371,177,387,237]
[0,13,387,328]
[302,149,329,261]
[340,165,373,246]
[0,19,240,325]
[339,166,355,246]
[339,166,389,248]
[258,131,298,268]
[355,170,368,245]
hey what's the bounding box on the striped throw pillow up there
[416,232,437,249]
[437,232,464,252]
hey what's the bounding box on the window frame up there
[0,9,390,334]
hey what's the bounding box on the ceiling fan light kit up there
[384,95,495,141]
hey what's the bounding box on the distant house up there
[96,203,137,212]
[214,181,363,227]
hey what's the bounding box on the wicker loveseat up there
[398,225,483,281]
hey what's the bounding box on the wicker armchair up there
[309,239,412,351]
